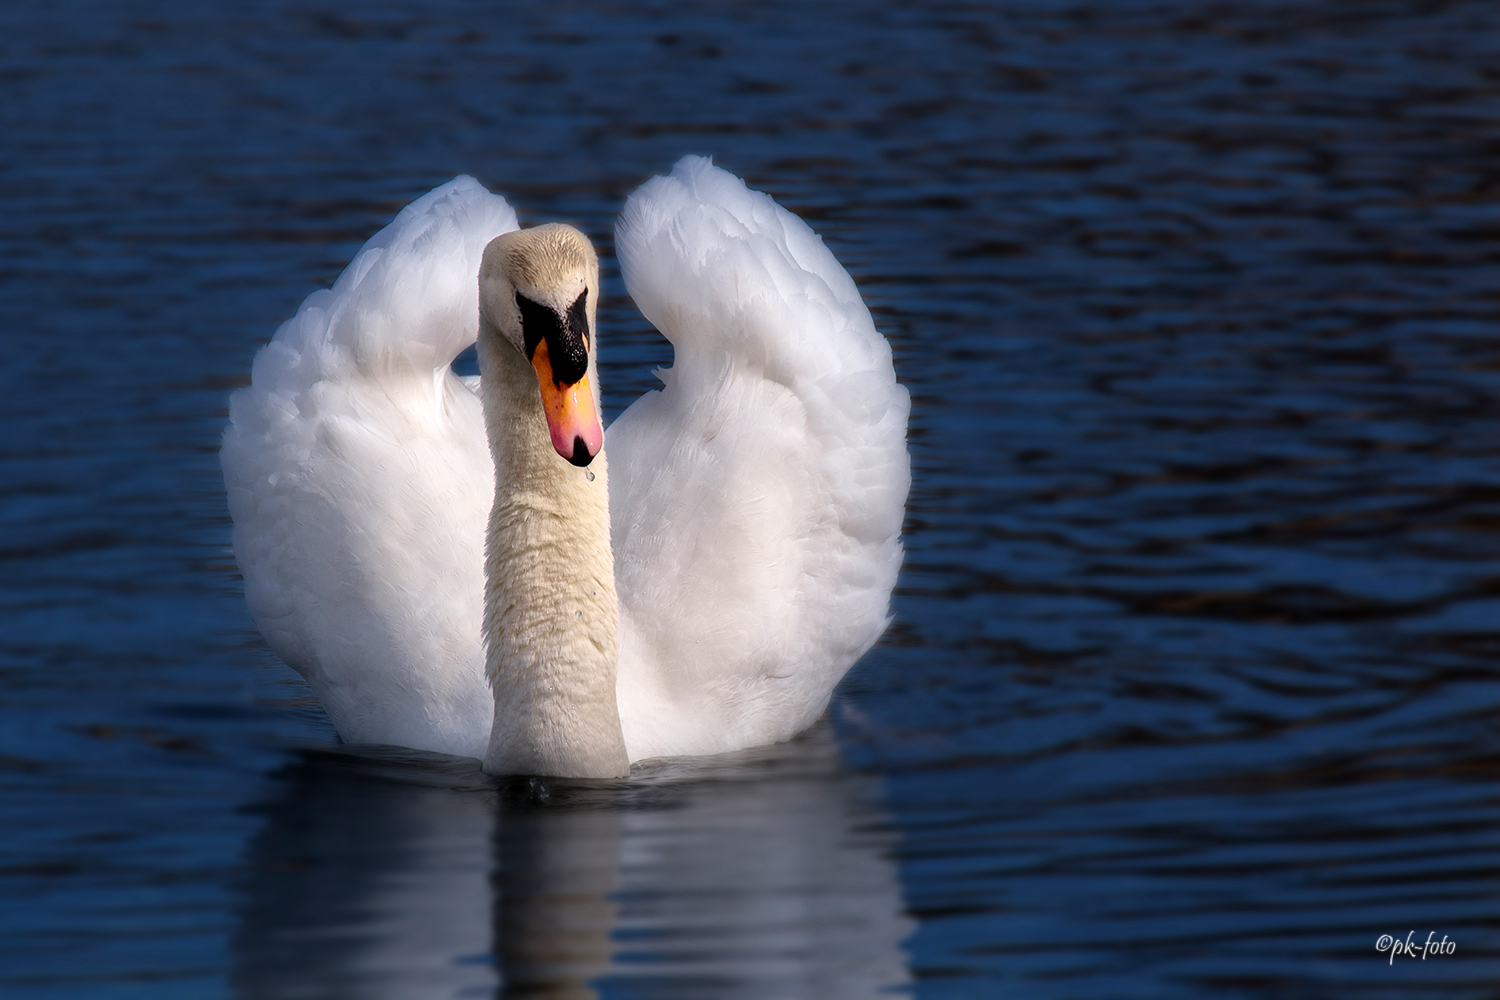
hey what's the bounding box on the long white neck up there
[476,328,628,778]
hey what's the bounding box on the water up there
[2,0,1498,996]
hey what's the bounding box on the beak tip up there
[567,435,596,468]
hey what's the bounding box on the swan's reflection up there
[233,724,911,998]
[491,792,621,997]
[231,748,499,999]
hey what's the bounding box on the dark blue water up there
[3,1,1499,996]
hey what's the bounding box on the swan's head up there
[479,224,603,467]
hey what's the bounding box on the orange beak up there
[530,339,603,467]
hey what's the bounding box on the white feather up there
[609,157,910,759]
[223,177,516,758]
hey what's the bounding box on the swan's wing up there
[608,157,910,761]
[221,178,517,758]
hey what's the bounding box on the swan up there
[222,156,909,777]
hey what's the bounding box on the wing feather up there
[609,157,910,760]
[221,177,516,758]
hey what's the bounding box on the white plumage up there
[222,156,909,766]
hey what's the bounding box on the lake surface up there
[3,0,1499,996]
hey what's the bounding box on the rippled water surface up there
[3,1,1499,996]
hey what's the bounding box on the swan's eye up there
[515,292,552,358]
[565,288,589,351]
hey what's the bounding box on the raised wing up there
[221,177,516,758]
[608,157,910,761]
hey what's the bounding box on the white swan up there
[222,157,909,777]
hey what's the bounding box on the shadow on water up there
[231,723,912,999]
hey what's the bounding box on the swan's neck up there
[477,331,628,778]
